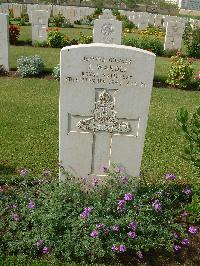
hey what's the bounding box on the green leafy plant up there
[78,32,93,44]
[166,53,194,89]
[122,36,164,56]
[0,65,8,76]
[185,27,200,59]
[47,28,68,48]
[9,24,20,45]
[51,13,65,27]
[52,64,60,80]
[177,106,200,223]
[177,106,200,168]
[1,166,197,263]
[17,55,44,77]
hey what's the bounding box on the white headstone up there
[154,15,162,27]
[32,10,49,42]
[0,13,9,71]
[137,13,149,29]
[59,43,155,180]
[93,9,122,45]
[164,21,185,50]
[13,4,22,18]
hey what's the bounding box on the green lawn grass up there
[0,77,199,182]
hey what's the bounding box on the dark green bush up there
[177,106,200,223]
[122,18,137,30]
[166,54,194,89]
[78,32,93,44]
[47,28,67,48]
[122,36,164,56]
[186,28,200,59]
[51,13,65,27]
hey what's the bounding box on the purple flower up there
[92,176,98,186]
[188,226,199,235]
[111,245,118,252]
[121,175,128,184]
[136,251,143,259]
[124,192,133,201]
[42,246,49,254]
[80,207,93,219]
[116,166,126,173]
[19,168,28,176]
[12,204,17,209]
[28,201,36,209]
[90,230,99,238]
[152,199,162,212]
[82,176,88,185]
[112,224,120,232]
[128,221,137,230]
[173,232,179,239]
[183,187,192,196]
[181,210,189,217]
[181,238,190,246]
[100,165,108,173]
[119,244,126,252]
[127,231,137,239]
[43,170,50,176]
[117,199,125,211]
[165,173,176,180]
[96,223,104,229]
[174,244,181,251]
[36,240,44,246]
[12,212,20,222]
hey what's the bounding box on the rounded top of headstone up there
[100,9,114,19]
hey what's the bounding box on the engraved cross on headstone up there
[66,88,140,176]
[35,17,46,37]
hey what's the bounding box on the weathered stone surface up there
[59,44,155,179]
[0,13,9,71]
[93,9,122,45]
[164,21,185,50]
[31,10,49,42]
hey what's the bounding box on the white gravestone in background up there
[93,9,122,45]
[32,10,49,42]
[59,44,155,180]
[0,13,9,71]
[164,21,185,50]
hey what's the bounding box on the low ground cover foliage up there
[1,165,199,264]
[17,55,44,77]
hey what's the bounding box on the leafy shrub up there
[164,49,179,57]
[21,13,29,22]
[47,28,67,48]
[177,107,200,223]
[166,53,194,89]
[122,36,164,56]
[0,65,8,76]
[61,20,74,28]
[17,55,44,77]
[52,64,60,80]
[185,27,200,58]
[78,32,93,44]
[9,25,20,45]
[177,106,200,169]
[51,13,65,27]
[1,167,197,263]
[140,36,164,56]
[122,18,137,31]
[122,37,140,47]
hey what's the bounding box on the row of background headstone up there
[0,3,200,29]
